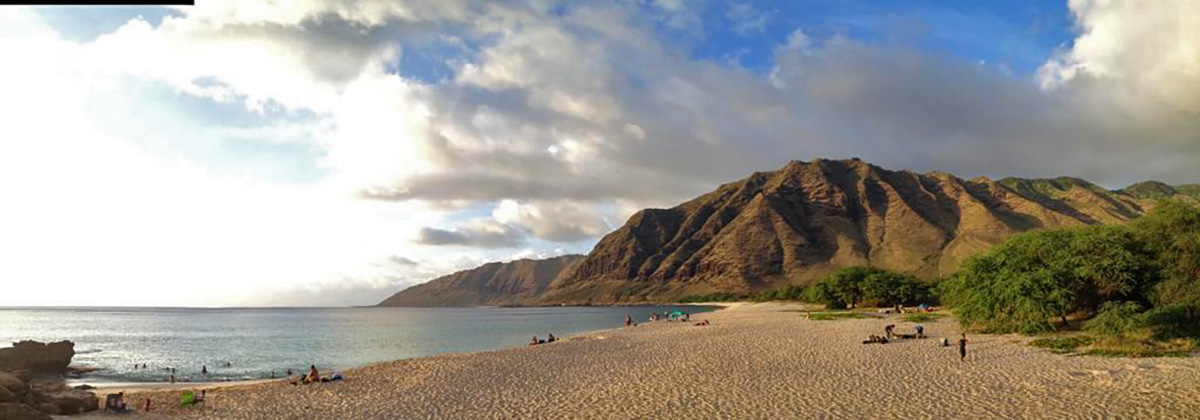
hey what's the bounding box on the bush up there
[942,225,1156,334]
[807,311,872,321]
[1142,304,1200,339]
[751,285,807,302]
[1084,301,1145,338]
[676,292,746,303]
[808,266,932,309]
[1029,336,1094,352]
[902,313,944,323]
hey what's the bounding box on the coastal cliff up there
[378,255,585,307]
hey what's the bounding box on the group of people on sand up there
[626,313,708,327]
[292,364,344,385]
[529,333,557,346]
[861,323,970,360]
[104,391,154,414]
[864,324,927,344]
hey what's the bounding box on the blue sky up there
[684,0,1073,76]
[33,1,1078,190]
[3,1,1198,306]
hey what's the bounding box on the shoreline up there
[69,302,1200,419]
[73,379,281,395]
[62,304,729,390]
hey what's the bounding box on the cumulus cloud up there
[7,0,1200,306]
[725,3,772,36]
[493,200,611,243]
[388,256,419,266]
[415,220,526,248]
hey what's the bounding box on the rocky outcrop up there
[0,341,96,416]
[0,341,75,373]
[379,255,585,307]
[0,403,51,420]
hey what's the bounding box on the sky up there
[1,0,1198,307]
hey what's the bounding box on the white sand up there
[68,303,1200,419]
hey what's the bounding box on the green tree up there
[943,226,1154,333]
[1084,301,1145,338]
[1134,200,1200,320]
[862,271,930,306]
[810,266,930,309]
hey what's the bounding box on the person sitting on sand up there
[861,335,889,344]
[915,324,925,338]
[884,324,895,340]
[113,392,129,412]
[530,336,540,346]
[940,337,950,347]
[547,333,556,343]
[308,365,320,383]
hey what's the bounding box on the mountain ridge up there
[380,158,1196,307]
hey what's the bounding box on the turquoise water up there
[0,306,712,384]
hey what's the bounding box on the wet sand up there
[67,302,1200,419]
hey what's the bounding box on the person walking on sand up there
[958,333,968,361]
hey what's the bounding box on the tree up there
[810,266,930,309]
[942,226,1154,333]
[862,271,930,306]
[1134,200,1200,320]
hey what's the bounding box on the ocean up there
[0,305,713,384]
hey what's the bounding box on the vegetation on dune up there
[806,311,873,321]
[675,292,749,303]
[1029,336,1094,353]
[677,266,936,309]
[943,199,1200,356]
[808,266,933,309]
[902,313,945,323]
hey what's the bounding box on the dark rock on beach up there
[0,341,75,373]
[0,402,52,420]
[0,341,97,416]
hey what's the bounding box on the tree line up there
[680,199,1200,345]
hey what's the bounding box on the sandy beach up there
[68,303,1200,419]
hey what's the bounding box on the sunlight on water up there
[0,306,712,384]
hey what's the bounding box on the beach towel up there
[181,390,195,406]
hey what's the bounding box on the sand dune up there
[73,303,1200,419]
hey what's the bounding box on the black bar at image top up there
[0,0,193,5]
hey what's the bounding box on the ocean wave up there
[75,349,103,354]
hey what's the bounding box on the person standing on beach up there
[201,365,208,381]
[625,314,633,327]
[958,333,968,360]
